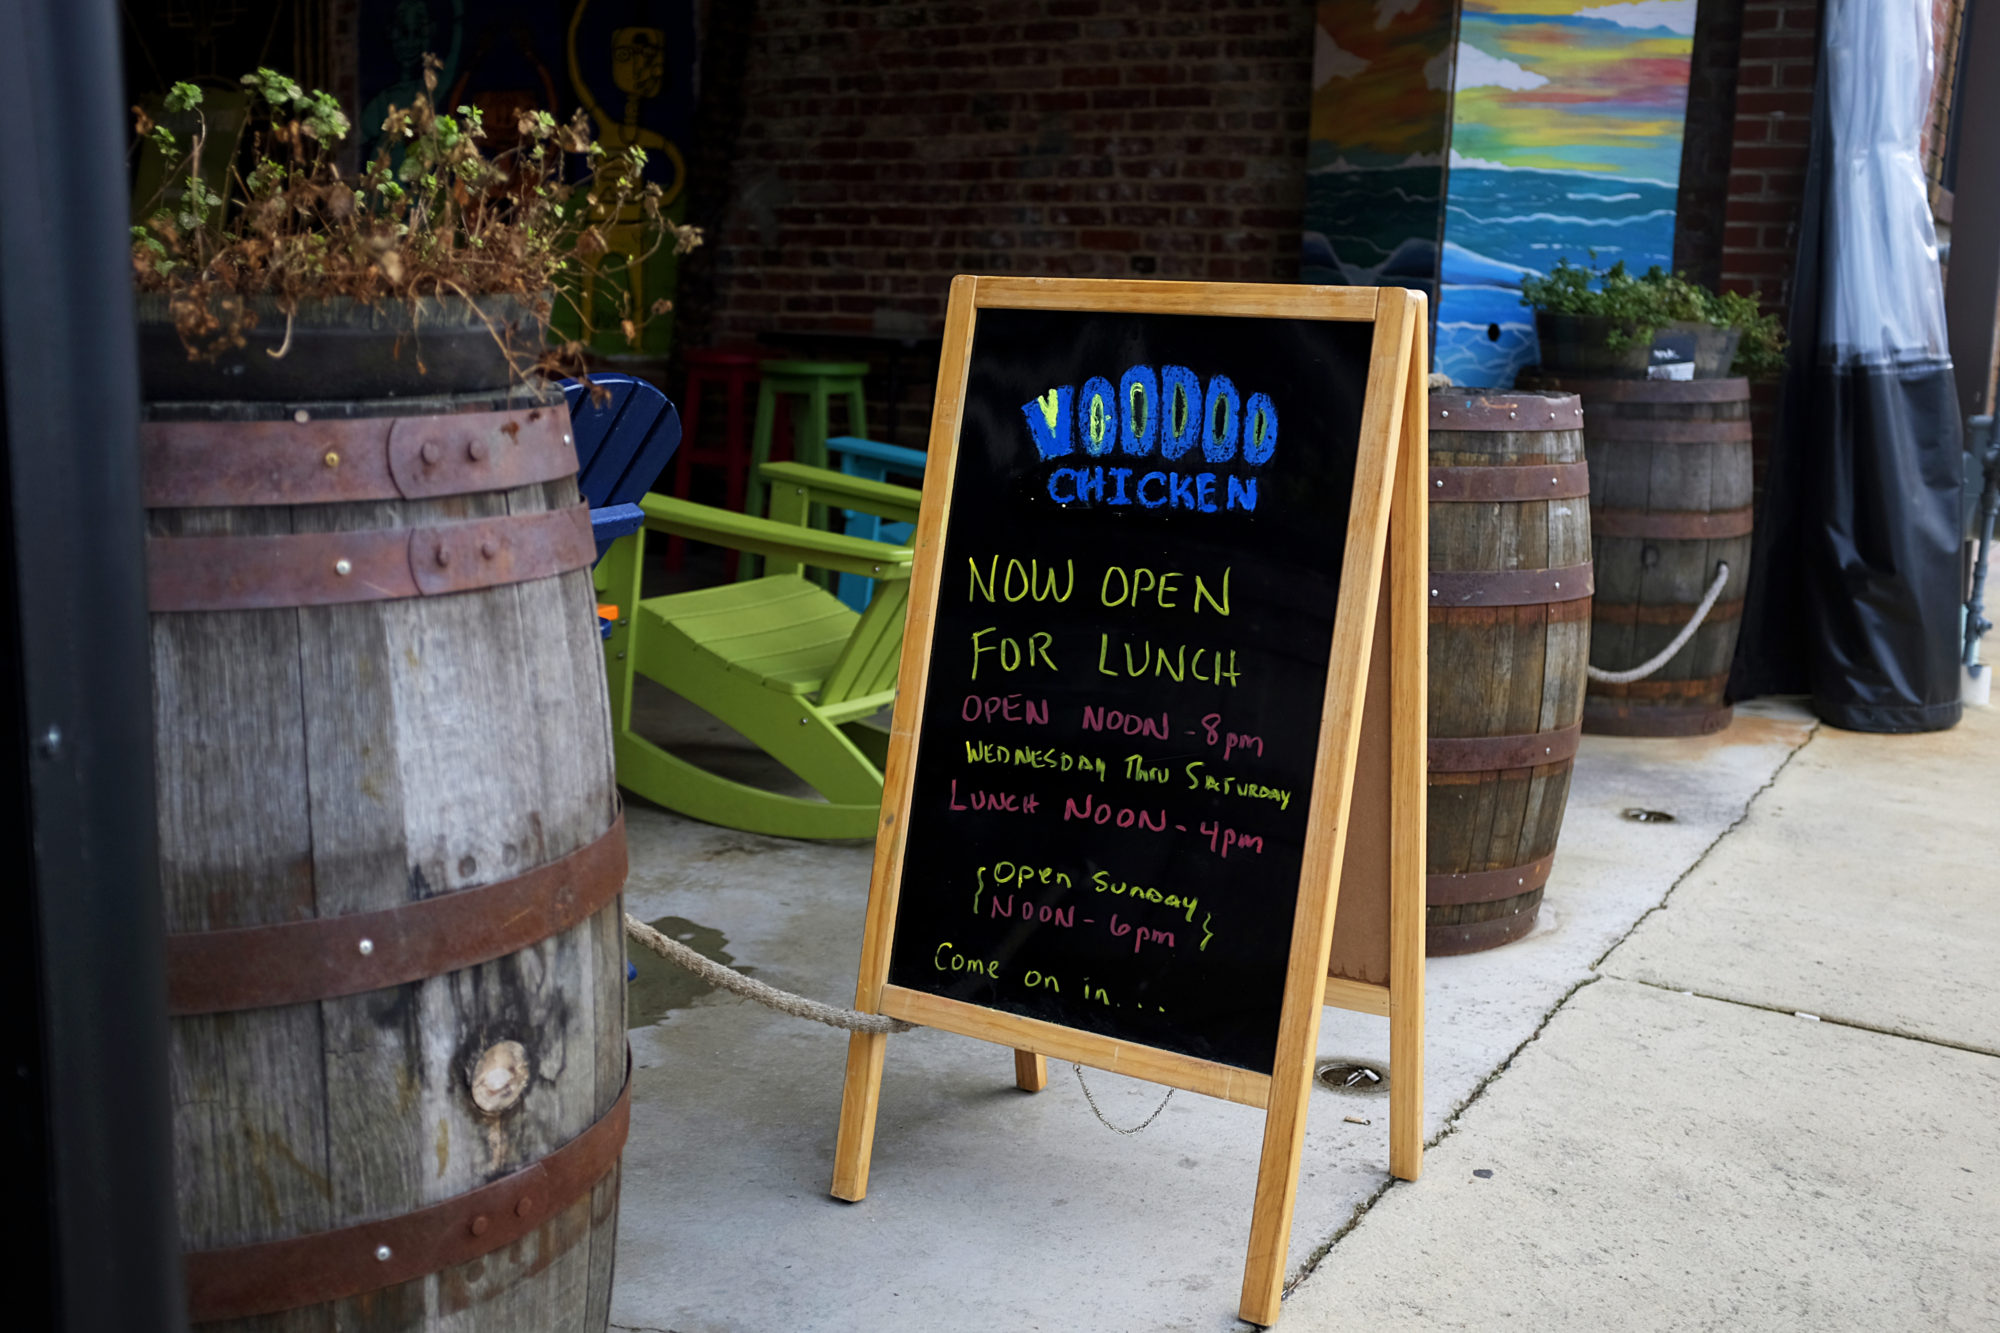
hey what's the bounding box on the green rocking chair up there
[595,461,922,839]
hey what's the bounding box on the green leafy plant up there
[1519,259,1787,379]
[131,56,701,376]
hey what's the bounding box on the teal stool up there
[827,435,926,609]
[746,359,870,525]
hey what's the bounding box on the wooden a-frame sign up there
[831,276,1427,1327]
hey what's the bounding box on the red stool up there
[668,347,763,572]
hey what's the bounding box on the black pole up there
[0,1,183,1330]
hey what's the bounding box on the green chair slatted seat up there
[594,460,922,839]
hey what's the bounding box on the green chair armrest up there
[759,461,922,527]
[640,493,913,580]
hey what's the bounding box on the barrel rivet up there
[293,409,311,424]
[470,1215,490,1237]
[563,433,573,446]
[1440,409,1450,417]
[515,1196,534,1218]
[1554,581,1562,589]
[467,438,489,462]
[324,450,341,468]
[1430,588,1439,597]
[375,1245,392,1262]
[1435,479,1443,487]
[421,440,442,465]
[357,938,374,956]
[435,544,452,567]
[480,538,499,559]
[1550,477,1559,485]
[334,559,353,577]
[1508,411,1517,419]
[1549,411,1557,419]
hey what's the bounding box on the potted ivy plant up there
[134,60,696,1333]
[1521,259,1786,381]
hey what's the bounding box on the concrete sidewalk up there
[605,690,1958,1331]
[1285,702,2000,1331]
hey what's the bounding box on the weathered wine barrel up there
[1557,377,1754,736]
[1427,391,1593,954]
[146,387,629,1330]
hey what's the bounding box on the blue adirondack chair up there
[825,434,926,610]
[562,374,683,636]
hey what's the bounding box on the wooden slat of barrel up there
[153,392,624,1330]
[1565,377,1754,735]
[1427,393,1591,954]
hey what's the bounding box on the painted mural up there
[1438,0,1694,385]
[1301,2,1458,299]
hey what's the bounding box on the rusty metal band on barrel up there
[1518,376,1750,404]
[1428,721,1582,773]
[1429,562,1594,607]
[183,1053,632,1323]
[165,815,627,1016]
[1428,393,1583,431]
[147,502,596,612]
[1426,851,1557,906]
[1590,504,1754,540]
[141,404,577,507]
[1429,462,1591,502]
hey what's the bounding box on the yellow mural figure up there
[566,3,689,351]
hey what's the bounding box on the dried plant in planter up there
[131,56,701,384]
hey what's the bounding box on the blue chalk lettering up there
[1227,475,1258,511]
[1023,388,1075,460]
[1048,468,1080,503]
[1137,471,1170,508]
[1161,366,1201,460]
[1108,467,1134,504]
[1169,472,1198,509]
[1079,377,1116,457]
[1077,466,1106,503]
[1243,392,1278,465]
[1203,375,1240,463]
[1119,365,1158,456]
[1196,473,1218,513]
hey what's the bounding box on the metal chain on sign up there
[1071,1062,1176,1136]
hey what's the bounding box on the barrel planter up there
[1426,391,1593,954]
[1550,377,1755,736]
[145,377,629,1330]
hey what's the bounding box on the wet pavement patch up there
[628,916,748,1028]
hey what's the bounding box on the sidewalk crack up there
[1588,718,1819,972]
[1285,717,1821,1304]
[1612,976,2000,1059]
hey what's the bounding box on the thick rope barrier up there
[1585,561,1731,685]
[625,914,914,1035]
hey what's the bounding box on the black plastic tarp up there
[1731,0,1965,732]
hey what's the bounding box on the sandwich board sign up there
[831,276,1427,1326]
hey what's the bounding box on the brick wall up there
[703,0,1315,344]
[1717,0,1821,471]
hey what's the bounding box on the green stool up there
[747,359,870,524]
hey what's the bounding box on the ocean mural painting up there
[1301,2,1457,298]
[1438,0,1694,386]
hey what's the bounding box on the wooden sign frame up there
[831,276,1427,1327]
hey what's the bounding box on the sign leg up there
[1388,322,1428,1183]
[1012,1049,1048,1092]
[831,1030,887,1201]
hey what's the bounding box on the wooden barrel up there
[1558,377,1754,736]
[1426,391,1593,954]
[145,388,629,1330]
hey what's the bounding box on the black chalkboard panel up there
[883,307,1374,1074]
